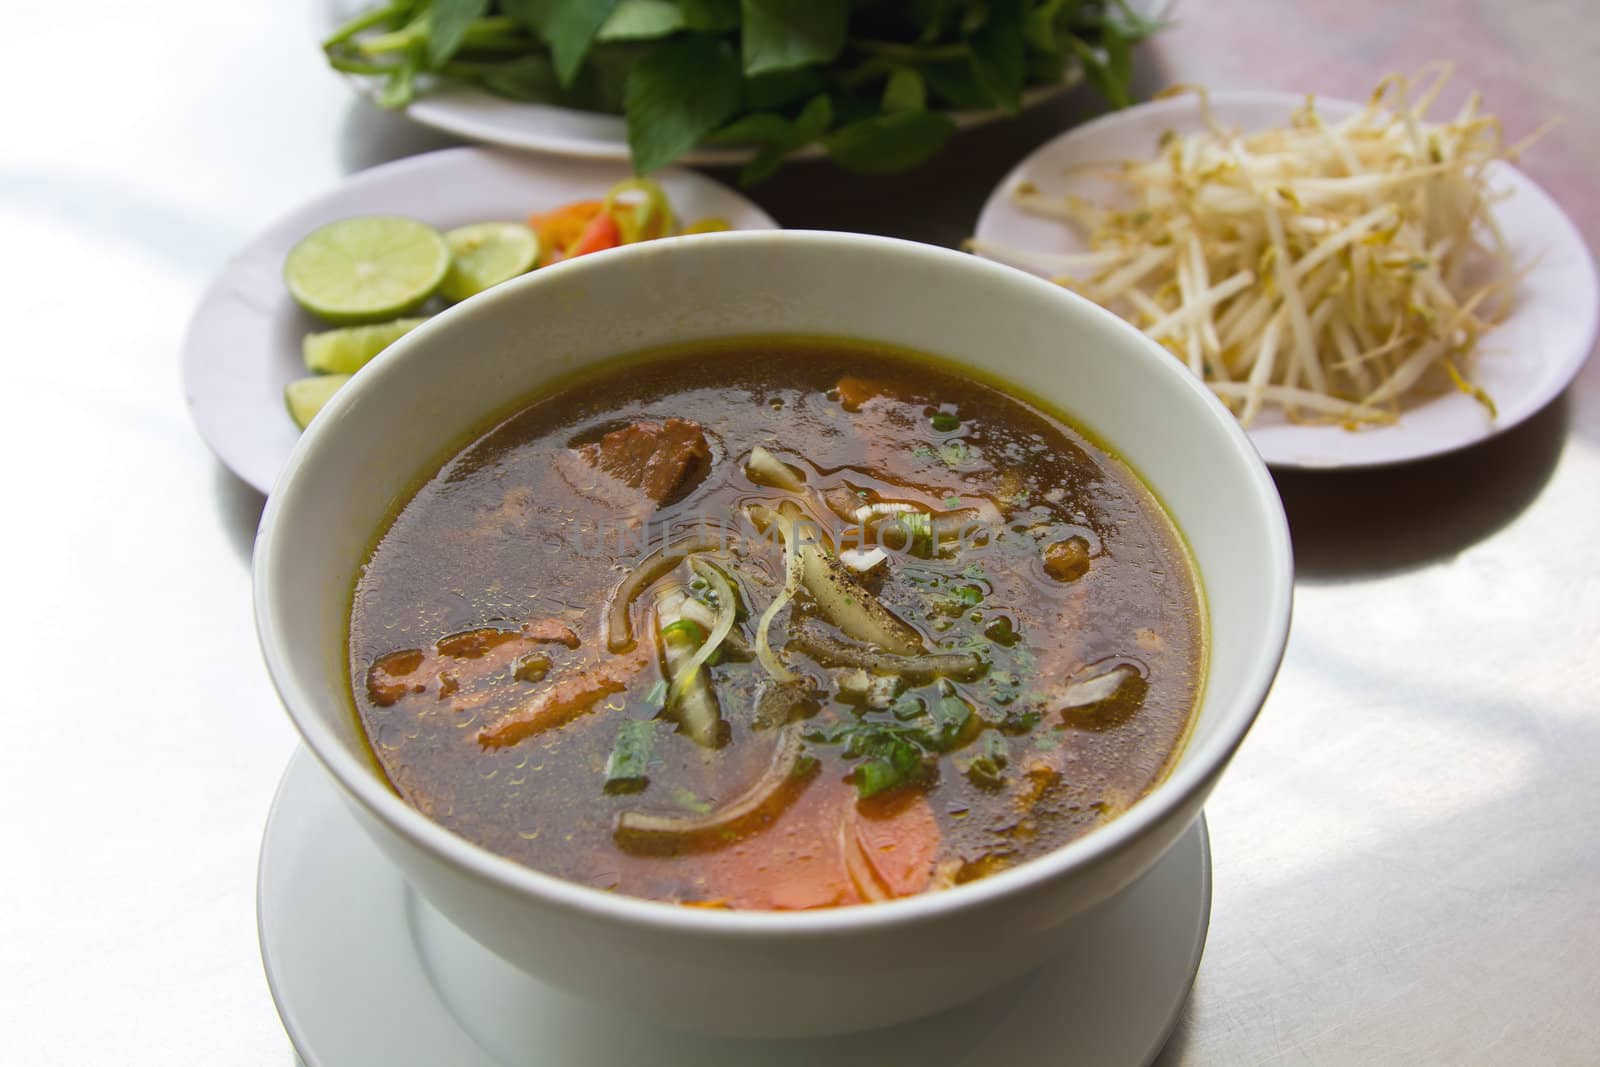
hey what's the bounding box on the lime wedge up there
[302,317,427,374]
[285,374,352,430]
[439,222,540,303]
[284,216,450,324]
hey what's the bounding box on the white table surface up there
[3,1,1596,1063]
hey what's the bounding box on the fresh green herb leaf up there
[882,66,927,114]
[451,54,560,102]
[499,0,550,34]
[943,495,962,508]
[741,65,828,109]
[625,33,742,173]
[706,111,792,143]
[739,0,849,76]
[1068,34,1130,109]
[968,0,1026,111]
[679,0,740,31]
[930,411,961,432]
[713,93,832,185]
[911,444,936,458]
[329,0,1156,177]
[1023,0,1067,52]
[920,56,991,110]
[824,109,956,174]
[603,719,656,792]
[426,0,491,67]
[1103,0,1165,42]
[547,0,622,85]
[599,0,685,41]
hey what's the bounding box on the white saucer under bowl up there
[258,748,1212,1066]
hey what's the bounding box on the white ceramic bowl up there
[254,231,1292,1038]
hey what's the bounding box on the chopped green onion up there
[890,694,926,721]
[943,495,962,508]
[932,693,972,745]
[950,583,984,607]
[671,788,714,815]
[930,412,961,432]
[603,720,656,793]
[853,741,929,798]
[643,679,668,707]
[966,730,1010,788]
[659,618,706,646]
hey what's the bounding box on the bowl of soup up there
[254,230,1291,1038]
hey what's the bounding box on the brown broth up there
[349,338,1204,909]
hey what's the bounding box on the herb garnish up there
[323,1,1160,181]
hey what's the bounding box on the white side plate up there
[182,146,778,494]
[974,90,1599,469]
[259,747,1212,1067]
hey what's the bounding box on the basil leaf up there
[454,54,561,101]
[547,0,621,86]
[599,0,685,42]
[679,0,740,30]
[706,112,795,144]
[882,66,926,113]
[739,0,849,77]
[1068,35,1128,109]
[968,0,1025,112]
[1102,0,1165,41]
[500,0,550,34]
[742,66,828,110]
[1026,47,1066,84]
[426,0,489,67]
[739,93,831,184]
[625,34,742,173]
[909,0,951,42]
[1024,0,1067,53]
[920,57,990,109]
[824,110,955,174]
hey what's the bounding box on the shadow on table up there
[1150,1002,1196,1066]
[1275,393,1569,583]
[214,462,267,567]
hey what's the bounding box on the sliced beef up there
[564,418,711,508]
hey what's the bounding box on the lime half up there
[284,216,450,324]
[285,374,352,430]
[440,222,540,303]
